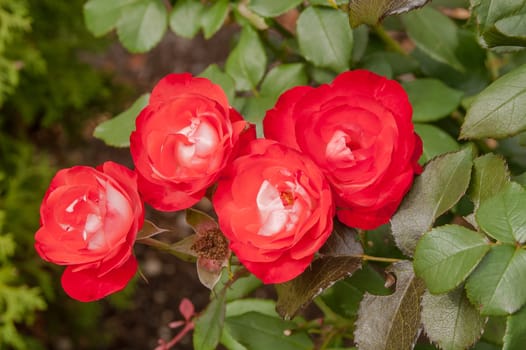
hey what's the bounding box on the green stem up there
[352,254,403,263]
[137,237,196,262]
[373,25,407,56]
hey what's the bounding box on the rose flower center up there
[255,178,309,237]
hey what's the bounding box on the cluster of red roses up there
[35,70,422,302]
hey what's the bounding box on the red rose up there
[130,73,252,211]
[212,139,334,283]
[264,70,422,230]
[35,162,144,302]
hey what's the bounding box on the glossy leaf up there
[225,312,313,350]
[93,93,149,147]
[297,7,353,73]
[248,0,302,17]
[402,7,464,72]
[471,0,526,50]
[275,224,363,319]
[260,63,308,101]
[476,183,526,244]
[403,79,463,122]
[466,245,526,316]
[169,0,204,38]
[83,0,138,37]
[193,291,226,350]
[348,0,430,27]
[354,261,426,350]
[116,0,167,53]
[503,305,526,350]
[225,25,267,91]
[201,0,230,39]
[421,288,485,350]
[414,225,490,294]
[392,147,473,256]
[461,64,526,139]
[414,124,460,164]
[469,154,510,210]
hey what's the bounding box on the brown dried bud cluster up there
[191,228,230,261]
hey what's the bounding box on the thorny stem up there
[373,24,408,56]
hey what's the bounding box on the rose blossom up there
[212,139,334,284]
[264,70,422,230]
[35,162,144,302]
[130,73,252,211]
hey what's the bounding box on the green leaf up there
[321,280,363,319]
[421,288,486,350]
[240,95,275,136]
[414,124,460,164]
[469,154,511,210]
[116,0,168,53]
[225,25,267,91]
[354,261,426,350]
[93,93,149,147]
[476,183,526,244]
[199,64,236,103]
[83,0,138,37]
[466,245,526,316]
[193,291,227,350]
[402,7,464,72]
[403,79,463,122]
[275,223,363,320]
[414,225,490,294]
[248,0,302,17]
[503,305,526,350]
[201,0,230,39]
[260,63,308,100]
[169,0,204,38]
[297,7,353,73]
[226,299,278,318]
[471,0,526,50]
[348,0,431,27]
[413,29,490,96]
[225,312,313,350]
[460,64,526,139]
[482,316,506,346]
[392,147,473,257]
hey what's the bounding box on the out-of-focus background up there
[0,1,236,348]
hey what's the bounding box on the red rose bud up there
[264,70,422,230]
[35,162,144,302]
[212,139,334,284]
[130,73,253,211]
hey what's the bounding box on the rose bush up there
[34,162,144,302]
[212,139,334,283]
[264,70,423,230]
[130,73,252,211]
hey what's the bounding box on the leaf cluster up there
[86,0,526,349]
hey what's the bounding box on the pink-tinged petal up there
[61,255,137,302]
[263,85,313,151]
